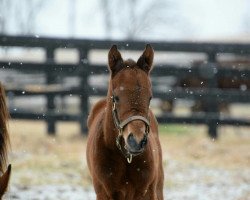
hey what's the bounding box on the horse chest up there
[100,157,153,188]
[126,163,153,184]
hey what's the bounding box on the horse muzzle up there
[125,133,148,155]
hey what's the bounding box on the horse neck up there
[103,83,118,149]
[0,84,9,173]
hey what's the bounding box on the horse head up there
[108,44,154,159]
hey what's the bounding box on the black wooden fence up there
[0,35,250,138]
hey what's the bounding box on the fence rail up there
[1,35,250,138]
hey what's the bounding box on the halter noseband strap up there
[120,116,150,131]
[111,95,150,163]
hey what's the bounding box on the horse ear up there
[0,164,11,197]
[108,45,123,76]
[137,44,154,73]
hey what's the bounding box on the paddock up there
[1,35,250,199]
[3,120,250,200]
[1,35,250,139]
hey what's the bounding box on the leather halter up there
[111,95,150,163]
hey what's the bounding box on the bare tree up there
[101,0,113,37]
[68,0,77,37]
[0,0,13,34]
[99,0,182,40]
[16,0,47,35]
[243,1,250,33]
[0,0,47,35]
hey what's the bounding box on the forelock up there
[124,59,137,68]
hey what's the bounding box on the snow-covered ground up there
[4,118,250,200]
[5,160,250,200]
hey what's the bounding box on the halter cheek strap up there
[111,95,150,163]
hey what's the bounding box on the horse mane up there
[0,83,10,173]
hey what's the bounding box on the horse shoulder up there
[87,98,106,128]
[149,109,164,191]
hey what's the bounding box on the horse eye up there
[114,96,120,102]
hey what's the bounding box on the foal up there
[87,45,164,200]
[0,83,11,199]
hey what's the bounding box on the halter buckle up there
[112,101,116,111]
[127,154,133,163]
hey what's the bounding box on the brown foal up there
[86,44,164,200]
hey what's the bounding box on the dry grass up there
[160,125,250,170]
[9,120,91,187]
[8,120,250,188]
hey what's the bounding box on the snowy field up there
[2,120,250,200]
[5,161,250,200]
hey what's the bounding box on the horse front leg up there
[94,181,125,200]
[96,193,109,200]
[96,190,125,200]
[92,180,109,200]
[133,185,158,200]
[95,187,110,200]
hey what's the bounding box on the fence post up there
[46,47,56,135]
[78,48,89,134]
[206,53,219,139]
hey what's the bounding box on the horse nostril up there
[127,133,147,152]
[127,133,139,150]
[127,133,133,141]
[140,134,148,148]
